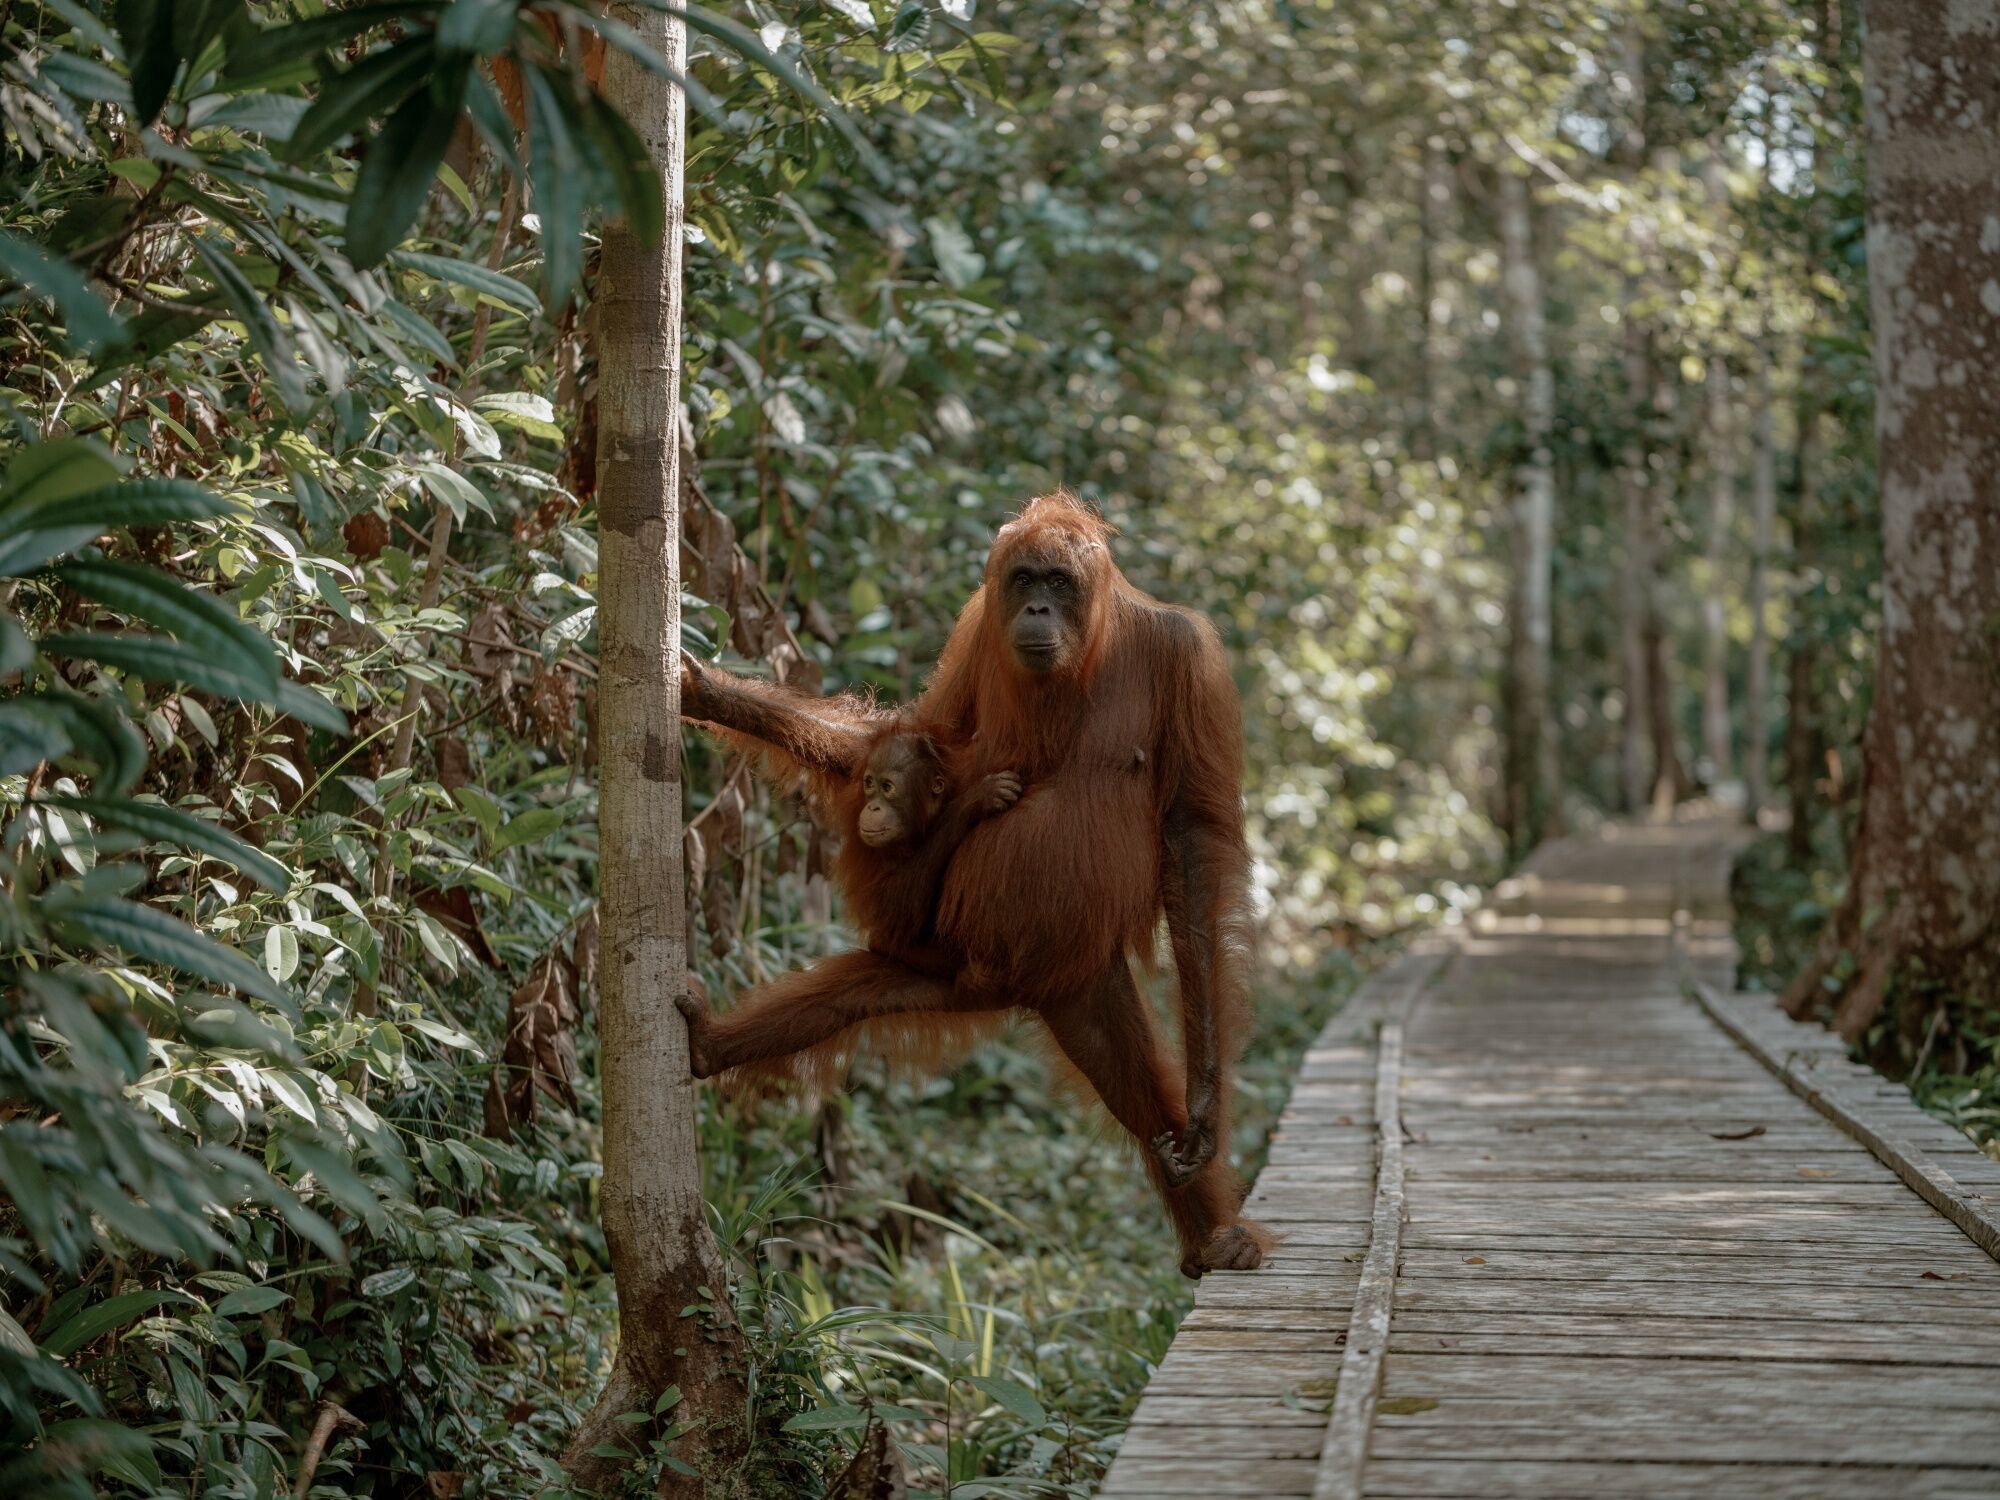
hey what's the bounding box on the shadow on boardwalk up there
[1103,814,2000,1500]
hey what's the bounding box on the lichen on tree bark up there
[1782,0,2000,1041]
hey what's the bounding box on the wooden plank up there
[1360,1458,1996,1499]
[1693,980,2000,1261]
[1107,818,2000,1498]
[1312,1015,1406,1500]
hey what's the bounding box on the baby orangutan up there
[676,722,1020,1080]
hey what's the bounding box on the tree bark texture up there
[564,8,752,1493]
[1782,0,2000,1040]
[1498,164,1556,856]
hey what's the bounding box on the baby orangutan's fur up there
[676,722,1019,1088]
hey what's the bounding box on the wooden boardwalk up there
[1104,817,2000,1499]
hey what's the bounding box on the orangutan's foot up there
[1179,1220,1267,1279]
[674,987,717,1078]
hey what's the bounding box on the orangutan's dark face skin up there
[857,736,947,847]
[1001,551,1089,674]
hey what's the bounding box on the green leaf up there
[2,436,127,510]
[581,90,664,246]
[491,806,564,853]
[223,1,437,87]
[49,893,291,1008]
[361,1266,416,1297]
[0,613,34,675]
[1,695,148,793]
[275,680,350,735]
[345,62,470,269]
[0,476,236,577]
[213,1285,290,1317]
[782,1404,870,1432]
[437,0,519,55]
[969,1375,1047,1426]
[286,35,437,161]
[191,235,308,413]
[0,230,127,355]
[474,392,563,440]
[0,702,74,778]
[42,631,284,707]
[55,557,281,697]
[264,923,300,982]
[41,1288,191,1357]
[113,0,181,123]
[524,64,588,302]
[390,250,539,312]
[44,794,292,892]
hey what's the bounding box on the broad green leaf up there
[287,35,437,160]
[474,392,563,440]
[781,1404,871,1432]
[0,702,74,777]
[113,0,181,123]
[0,477,238,576]
[581,90,664,246]
[55,557,281,697]
[42,631,284,707]
[361,1266,416,1297]
[49,893,291,1007]
[275,680,350,735]
[345,63,470,269]
[492,806,564,853]
[437,0,519,55]
[0,230,126,354]
[524,66,586,303]
[191,236,308,413]
[44,794,292,892]
[390,250,539,312]
[42,1288,192,1357]
[264,924,300,982]
[213,1285,290,1317]
[222,1,438,86]
[969,1375,1047,1425]
[2,436,126,510]
[1,695,147,793]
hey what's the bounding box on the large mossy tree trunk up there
[565,7,752,1493]
[1781,0,2000,1042]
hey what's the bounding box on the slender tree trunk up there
[1699,150,1735,790]
[1700,351,1735,786]
[1615,25,1656,816]
[1617,340,1654,816]
[1414,135,1449,462]
[1743,352,1777,818]
[1781,0,2000,1040]
[1498,164,1555,855]
[565,8,752,1492]
[1785,402,1821,865]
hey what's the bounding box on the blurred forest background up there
[3,0,1994,1494]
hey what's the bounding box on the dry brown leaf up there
[1708,1125,1766,1140]
[1463,1256,1486,1265]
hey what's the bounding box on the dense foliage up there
[2,0,1985,1495]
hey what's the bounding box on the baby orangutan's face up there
[857,737,946,847]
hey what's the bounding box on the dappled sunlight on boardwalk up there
[1103,814,2000,1499]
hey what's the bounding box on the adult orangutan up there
[679,492,1263,1277]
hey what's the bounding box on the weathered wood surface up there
[1100,816,2000,1498]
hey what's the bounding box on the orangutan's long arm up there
[1156,614,1254,1185]
[680,651,882,782]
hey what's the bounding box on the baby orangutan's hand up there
[978,771,1023,814]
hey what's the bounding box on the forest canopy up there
[4,0,1992,1494]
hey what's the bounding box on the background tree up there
[1780,0,2000,1042]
